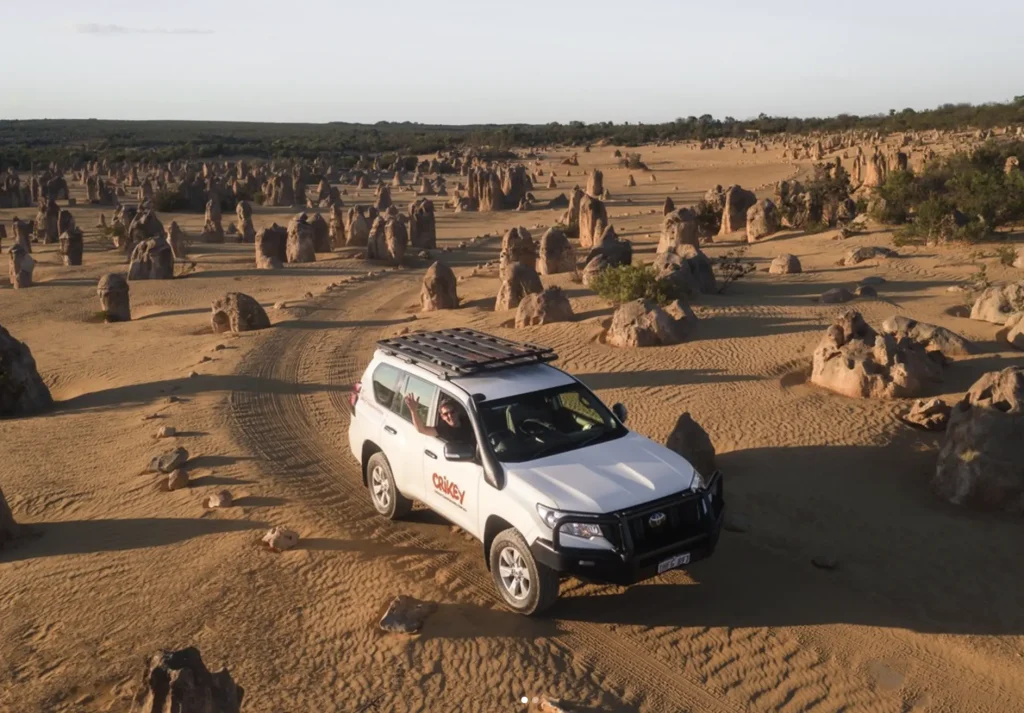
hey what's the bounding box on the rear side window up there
[397,375,437,423]
[371,363,402,410]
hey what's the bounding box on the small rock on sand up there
[204,490,233,509]
[379,595,437,634]
[262,526,299,552]
[149,447,188,473]
[166,469,189,491]
[156,426,176,438]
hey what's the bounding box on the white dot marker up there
[521,696,529,704]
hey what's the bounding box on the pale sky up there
[3,0,1023,124]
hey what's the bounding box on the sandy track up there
[226,263,1022,712]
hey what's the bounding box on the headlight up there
[536,504,604,539]
[690,470,706,491]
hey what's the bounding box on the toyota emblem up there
[648,512,667,528]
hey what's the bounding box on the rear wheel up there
[366,452,412,520]
[489,528,560,615]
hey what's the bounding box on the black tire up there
[489,528,560,615]
[365,452,412,520]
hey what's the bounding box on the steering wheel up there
[488,429,515,453]
[519,418,556,436]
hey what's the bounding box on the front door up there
[384,373,439,501]
[423,444,482,534]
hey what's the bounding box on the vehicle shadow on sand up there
[551,438,1023,637]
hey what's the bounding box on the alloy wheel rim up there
[497,546,531,602]
[371,466,391,509]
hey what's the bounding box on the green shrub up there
[152,187,187,212]
[870,169,918,223]
[589,264,676,304]
[995,244,1018,266]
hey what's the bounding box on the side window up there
[397,375,438,424]
[371,363,402,411]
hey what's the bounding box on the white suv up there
[347,328,724,615]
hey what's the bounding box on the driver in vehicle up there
[404,393,475,447]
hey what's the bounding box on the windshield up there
[477,384,627,463]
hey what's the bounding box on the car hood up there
[506,432,697,513]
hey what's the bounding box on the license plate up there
[657,552,691,574]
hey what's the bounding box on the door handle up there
[425,449,437,459]
[384,425,397,435]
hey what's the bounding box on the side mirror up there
[611,403,628,423]
[444,442,477,462]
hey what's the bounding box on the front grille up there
[626,498,704,556]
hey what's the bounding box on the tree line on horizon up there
[2,98,1023,169]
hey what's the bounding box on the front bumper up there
[531,470,724,586]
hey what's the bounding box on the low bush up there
[589,264,677,304]
[152,187,187,212]
[617,152,648,170]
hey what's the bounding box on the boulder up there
[820,287,854,304]
[498,226,537,278]
[746,199,781,242]
[718,185,757,235]
[880,315,972,357]
[0,323,53,417]
[970,282,1024,324]
[902,398,951,431]
[653,244,716,298]
[97,273,131,322]
[769,254,801,275]
[148,447,189,474]
[328,205,347,248]
[515,287,574,327]
[578,194,607,249]
[255,224,287,269]
[810,310,942,399]
[59,227,84,266]
[537,227,576,275]
[933,367,1024,512]
[211,293,270,334]
[374,184,393,211]
[286,213,316,263]
[128,237,175,280]
[606,299,695,347]
[659,208,699,253]
[495,263,543,311]
[842,246,898,266]
[665,412,716,478]
[420,262,459,311]
[130,647,243,713]
[8,244,35,288]
[585,169,603,198]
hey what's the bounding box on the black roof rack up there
[377,328,557,379]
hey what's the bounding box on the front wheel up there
[489,528,560,615]
[366,452,412,520]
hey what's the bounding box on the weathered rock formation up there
[495,263,543,311]
[128,238,175,280]
[286,213,316,263]
[498,226,537,277]
[515,286,574,327]
[255,224,287,269]
[933,367,1024,512]
[97,273,131,322]
[769,254,802,274]
[746,199,781,242]
[408,199,436,250]
[59,227,84,266]
[606,299,695,347]
[578,194,608,249]
[810,310,942,399]
[129,647,243,713]
[718,185,757,235]
[420,262,459,311]
[211,292,270,334]
[659,208,699,253]
[0,323,53,417]
[537,227,576,275]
